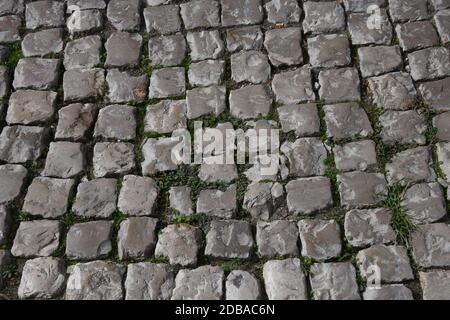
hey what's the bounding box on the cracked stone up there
[286,177,333,215]
[323,102,372,140]
[66,261,125,300]
[278,103,320,137]
[105,32,142,67]
[226,26,263,52]
[7,90,57,125]
[310,263,360,300]
[0,164,27,204]
[125,263,174,300]
[358,46,403,78]
[434,112,450,141]
[188,60,224,87]
[226,270,262,300]
[21,28,64,57]
[379,110,427,145]
[155,224,202,267]
[187,30,224,61]
[265,0,301,24]
[0,126,49,163]
[13,58,60,90]
[93,142,135,178]
[334,140,377,172]
[72,178,117,218]
[23,177,74,219]
[94,104,136,140]
[264,28,303,67]
[356,244,414,282]
[243,182,286,221]
[256,220,298,258]
[149,67,185,99]
[229,85,271,119]
[107,69,148,104]
[308,33,351,68]
[118,217,158,260]
[231,50,270,84]
[186,86,226,119]
[303,1,345,34]
[144,5,180,35]
[435,9,450,44]
[420,270,450,300]
[386,147,432,185]
[221,0,263,27]
[272,67,314,104]
[205,220,254,259]
[18,257,65,299]
[118,175,158,217]
[149,35,186,67]
[63,68,105,101]
[408,47,450,81]
[298,219,341,260]
[419,77,450,111]
[363,284,414,300]
[396,21,439,52]
[67,9,103,34]
[281,138,327,177]
[55,103,97,141]
[172,265,224,300]
[318,68,360,103]
[388,0,429,23]
[180,0,220,29]
[12,220,61,258]
[411,223,450,268]
[64,36,102,70]
[197,185,237,218]
[66,221,112,260]
[344,208,396,248]
[347,10,392,45]
[42,142,84,178]
[144,99,187,134]
[169,186,193,216]
[25,1,64,29]
[338,171,388,208]
[107,0,140,31]
[263,258,307,300]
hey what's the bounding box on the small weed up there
[2,43,23,69]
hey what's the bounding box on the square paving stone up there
[198,159,238,183]
[63,68,105,101]
[419,77,450,111]
[205,220,254,259]
[298,219,342,260]
[105,32,142,68]
[263,258,308,300]
[0,206,10,244]
[388,0,429,23]
[243,182,286,221]
[367,72,416,111]
[226,270,262,300]
[307,33,351,68]
[334,140,377,172]
[435,9,450,44]
[265,0,301,24]
[0,66,9,99]
[281,137,327,177]
[117,217,158,260]
[197,184,237,218]
[401,182,447,224]
[363,284,414,300]
[229,84,271,119]
[379,110,427,145]
[356,244,414,282]
[408,47,450,81]
[256,220,298,258]
[358,46,403,78]
[55,103,97,141]
[264,27,303,67]
[385,147,432,185]
[420,270,450,300]
[221,0,263,27]
[0,0,24,15]
[187,30,224,61]
[434,112,450,141]
[144,99,186,134]
[155,224,202,267]
[231,50,270,84]
[66,221,112,260]
[310,263,360,300]
[188,60,224,87]
[149,35,186,67]
[0,15,21,43]
[13,58,61,90]
[318,68,360,103]
[303,1,345,34]
[65,261,125,300]
[93,142,135,178]
[144,5,181,34]
[226,26,263,52]
[18,257,65,300]
[272,67,314,105]
[0,164,27,204]
[286,177,333,215]
[278,103,320,138]
[67,9,103,35]
[118,175,158,217]
[172,265,224,300]
[169,186,193,216]
[396,21,440,52]
[25,1,65,29]
[64,36,102,70]
[107,0,140,31]
[7,89,57,125]
[149,67,185,99]
[107,69,148,104]
[411,223,450,268]
[22,177,74,219]
[347,10,393,45]
[21,28,64,57]
[125,263,174,300]
[186,86,226,119]
[338,171,388,208]
[94,104,136,140]
[344,208,396,248]
[11,220,61,258]
[180,0,220,29]
[72,178,117,218]
[323,102,372,140]
[0,125,49,163]
[42,142,85,178]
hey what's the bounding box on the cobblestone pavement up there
[0,0,450,300]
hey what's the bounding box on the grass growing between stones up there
[1,42,23,69]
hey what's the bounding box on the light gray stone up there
[310,263,360,300]
[186,86,226,119]
[430,0,450,10]
[286,177,333,215]
[437,142,450,183]
[396,21,439,52]
[172,265,224,300]
[118,175,158,217]
[42,142,84,178]
[0,164,27,204]
[226,26,263,52]
[197,185,237,218]
[25,1,65,29]
[323,102,372,140]
[256,220,298,258]
[334,140,377,172]
[66,221,112,260]
[278,103,320,137]
[94,104,136,140]
[298,219,342,260]
[379,110,427,145]
[265,0,301,24]
[303,1,345,34]
[180,0,220,29]
[307,33,351,68]
[411,223,450,268]
[408,47,450,81]
[55,103,97,141]
[12,220,61,258]
[434,112,450,141]
[419,77,450,111]
[169,186,193,216]
[386,147,433,185]
[141,135,187,175]
[435,9,450,44]
[272,66,314,104]
[149,35,186,68]
[7,90,57,125]
[338,171,388,208]
[13,58,60,90]
[358,46,403,78]
[198,159,238,183]
[229,85,271,119]
[363,284,414,300]
[118,217,158,260]
[264,27,303,66]
[0,126,49,163]
[187,30,224,61]
[125,263,174,300]
[72,178,117,218]
[0,15,20,43]
[107,0,140,31]
[0,0,24,16]
[231,50,270,84]
[281,138,327,177]
[63,68,105,101]
[343,0,386,12]
[243,182,286,221]
[93,142,135,178]
[221,0,263,27]
[144,5,180,34]
[318,68,360,103]
[107,69,148,104]
[67,9,103,34]
[105,32,142,67]
[66,0,106,11]
[188,60,224,87]
[149,67,185,99]
[21,28,64,57]
[388,0,429,23]
[144,100,186,134]
[420,270,450,300]
[347,10,392,45]
[226,270,261,300]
